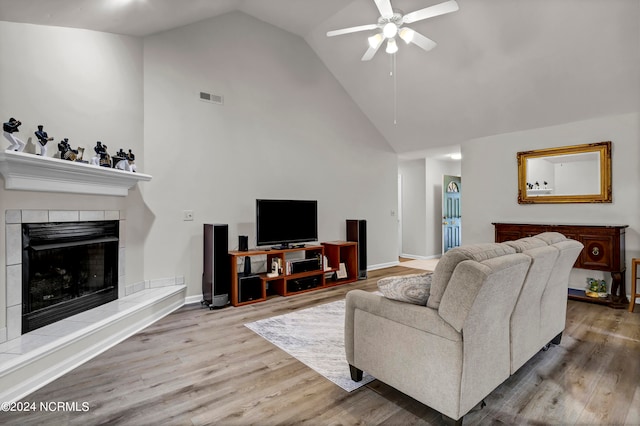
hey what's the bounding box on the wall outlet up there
[183,210,194,221]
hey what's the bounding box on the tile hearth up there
[0,285,185,402]
[0,286,182,364]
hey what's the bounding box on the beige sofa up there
[344,233,583,424]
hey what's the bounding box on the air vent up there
[199,91,223,105]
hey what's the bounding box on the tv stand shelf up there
[229,242,358,306]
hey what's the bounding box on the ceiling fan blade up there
[404,29,438,51]
[327,24,378,37]
[374,0,394,19]
[362,35,384,61]
[402,0,459,24]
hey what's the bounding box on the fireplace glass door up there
[22,221,119,333]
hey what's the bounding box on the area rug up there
[399,258,439,271]
[244,299,375,392]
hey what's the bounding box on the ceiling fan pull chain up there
[393,53,397,125]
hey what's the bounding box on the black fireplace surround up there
[22,221,119,334]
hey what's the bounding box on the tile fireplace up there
[3,210,125,342]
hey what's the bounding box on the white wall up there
[462,112,640,291]
[398,160,426,257]
[0,22,145,330]
[143,12,399,297]
[398,158,460,258]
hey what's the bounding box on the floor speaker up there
[203,224,230,308]
[346,219,367,280]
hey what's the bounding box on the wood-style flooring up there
[1,265,639,425]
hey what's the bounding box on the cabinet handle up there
[592,247,600,256]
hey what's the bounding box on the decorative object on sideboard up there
[585,277,607,298]
[3,117,26,152]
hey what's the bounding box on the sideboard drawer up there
[580,235,614,270]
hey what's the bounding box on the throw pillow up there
[377,272,433,305]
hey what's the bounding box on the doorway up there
[442,175,461,253]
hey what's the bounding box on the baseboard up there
[368,260,400,271]
[185,294,204,305]
[0,286,185,402]
[400,254,441,260]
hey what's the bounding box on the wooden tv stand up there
[229,241,358,306]
[493,222,628,308]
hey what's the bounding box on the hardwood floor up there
[2,266,639,425]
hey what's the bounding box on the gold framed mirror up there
[517,141,612,204]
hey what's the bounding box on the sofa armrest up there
[345,290,460,364]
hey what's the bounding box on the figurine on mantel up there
[99,144,112,167]
[89,141,103,165]
[127,149,136,172]
[114,148,129,171]
[90,141,111,167]
[58,138,78,161]
[3,117,26,152]
[34,125,54,157]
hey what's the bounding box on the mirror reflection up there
[526,152,600,196]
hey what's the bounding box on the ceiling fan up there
[327,0,459,61]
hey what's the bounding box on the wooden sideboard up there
[493,222,629,308]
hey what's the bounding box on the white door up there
[397,174,403,257]
[442,175,461,252]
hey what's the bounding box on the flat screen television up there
[256,199,318,248]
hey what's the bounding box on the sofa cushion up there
[533,232,567,245]
[427,243,516,309]
[503,236,548,252]
[377,272,432,305]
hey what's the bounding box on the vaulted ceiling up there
[1,0,638,158]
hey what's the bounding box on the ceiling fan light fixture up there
[382,22,398,38]
[368,33,383,49]
[385,38,398,54]
[399,27,414,44]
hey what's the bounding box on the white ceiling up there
[1,0,638,157]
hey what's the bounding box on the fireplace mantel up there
[0,150,151,196]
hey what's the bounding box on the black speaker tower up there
[346,219,367,280]
[202,224,230,309]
